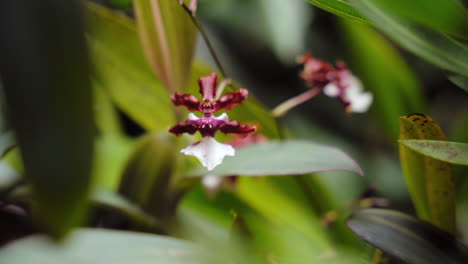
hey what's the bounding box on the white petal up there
[215,113,229,121]
[181,137,235,170]
[187,113,199,120]
[202,174,223,191]
[348,92,373,113]
[323,83,340,97]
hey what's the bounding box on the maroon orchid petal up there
[171,93,200,111]
[169,121,198,136]
[198,72,218,102]
[219,120,255,135]
[215,88,248,111]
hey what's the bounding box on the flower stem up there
[272,88,321,117]
[179,1,227,79]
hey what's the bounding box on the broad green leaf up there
[349,0,468,78]
[448,74,468,93]
[399,114,456,233]
[0,229,200,264]
[399,140,468,166]
[133,0,196,92]
[0,1,94,238]
[304,0,368,24]
[190,140,363,177]
[347,209,468,264]
[340,19,425,139]
[85,2,175,131]
[373,0,468,38]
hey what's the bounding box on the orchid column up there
[169,73,255,170]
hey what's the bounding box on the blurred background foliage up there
[0,0,467,263]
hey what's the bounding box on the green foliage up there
[190,140,363,177]
[400,140,468,166]
[0,229,199,264]
[0,0,94,239]
[303,0,368,24]
[340,20,425,139]
[399,114,456,233]
[347,209,468,264]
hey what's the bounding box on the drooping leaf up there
[372,0,468,38]
[399,114,456,233]
[349,0,468,78]
[190,140,363,177]
[0,1,94,238]
[0,131,15,158]
[0,229,200,264]
[133,0,196,93]
[399,140,468,166]
[347,209,468,264]
[303,0,368,24]
[340,19,425,139]
[0,162,20,192]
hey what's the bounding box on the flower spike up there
[169,73,255,170]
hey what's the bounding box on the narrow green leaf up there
[349,0,468,78]
[340,19,425,139]
[0,162,20,192]
[190,140,363,177]
[448,74,468,92]
[0,229,200,264]
[0,131,15,158]
[373,0,468,38]
[303,0,368,24]
[91,188,162,229]
[133,0,196,92]
[399,140,468,166]
[347,209,468,264]
[399,114,456,233]
[0,1,94,238]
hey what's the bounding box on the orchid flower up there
[169,73,255,171]
[298,54,373,113]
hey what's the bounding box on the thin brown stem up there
[179,1,227,79]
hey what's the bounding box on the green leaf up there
[347,209,468,264]
[340,19,425,139]
[0,161,20,191]
[119,133,182,221]
[349,0,468,78]
[133,0,197,93]
[399,140,468,166]
[399,114,456,233]
[0,1,94,238]
[190,140,363,177]
[0,131,15,158]
[85,2,175,131]
[303,0,368,24]
[0,229,200,264]
[91,188,162,229]
[448,74,468,92]
[373,0,468,38]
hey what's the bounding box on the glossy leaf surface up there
[347,209,468,264]
[304,0,368,24]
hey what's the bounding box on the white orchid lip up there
[343,76,373,113]
[181,137,235,171]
